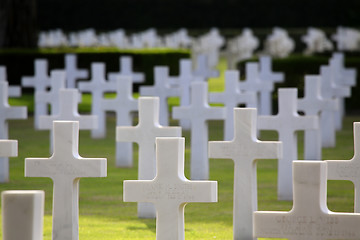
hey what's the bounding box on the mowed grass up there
[0,58,359,239]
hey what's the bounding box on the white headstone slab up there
[327,122,360,212]
[101,77,138,167]
[0,66,21,97]
[0,139,18,182]
[107,56,145,83]
[64,54,88,88]
[254,161,360,240]
[21,59,50,129]
[258,88,318,200]
[2,190,44,240]
[140,66,181,126]
[258,56,284,115]
[25,121,107,240]
[35,70,66,115]
[117,97,181,218]
[78,63,116,138]
[124,137,217,240]
[209,108,281,240]
[173,82,226,180]
[193,54,219,80]
[320,65,350,147]
[298,75,338,160]
[239,62,273,113]
[209,70,257,140]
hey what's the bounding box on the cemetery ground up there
[0,59,360,239]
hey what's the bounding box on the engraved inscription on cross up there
[209,108,281,240]
[254,161,360,240]
[209,70,257,140]
[25,121,107,240]
[78,63,116,138]
[21,59,51,129]
[101,77,138,167]
[173,82,226,180]
[35,70,66,115]
[124,137,217,240]
[117,97,181,218]
[64,54,88,89]
[107,56,145,83]
[258,88,318,200]
[327,122,360,213]
[258,56,284,115]
[298,75,338,160]
[140,66,180,126]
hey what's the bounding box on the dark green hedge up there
[238,55,360,113]
[0,49,190,92]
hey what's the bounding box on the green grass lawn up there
[1,58,360,239]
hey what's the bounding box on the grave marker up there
[209,108,281,240]
[239,62,272,112]
[327,122,360,212]
[320,66,350,147]
[35,70,66,115]
[21,59,50,129]
[117,97,181,218]
[124,137,217,240]
[254,161,360,240]
[39,89,97,152]
[0,138,18,182]
[25,121,107,240]
[108,56,145,83]
[209,70,257,140]
[173,82,226,180]
[78,63,116,138]
[0,66,21,97]
[298,75,338,160]
[140,66,180,126]
[101,77,138,167]
[2,190,44,240]
[258,88,318,200]
[65,54,88,88]
[258,56,284,115]
[193,54,219,80]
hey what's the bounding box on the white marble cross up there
[78,62,116,138]
[117,97,181,218]
[327,122,360,212]
[168,59,195,130]
[35,70,66,115]
[298,75,338,160]
[239,62,273,112]
[0,66,21,97]
[64,54,88,88]
[101,77,138,167]
[21,59,51,129]
[107,56,145,83]
[39,89,97,152]
[209,108,281,240]
[173,82,226,180]
[209,70,257,140]
[0,138,18,182]
[124,137,217,240]
[258,88,318,200]
[320,65,350,147]
[193,54,219,80]
[254,161,360,240]
[25,121,107,240]
[140,66,181,126]
[258,56,284,115]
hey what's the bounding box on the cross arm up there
[0,140,17,157]
[116,126,141,143]
[77,157,107,178]
[7,107,27,119]
[123,180,155,202]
